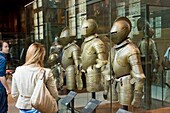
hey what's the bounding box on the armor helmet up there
[47,53,59,67]
[80,19,98,37]
[110,17,132,44]
[49,45,59,54]
[58,27,75,46]
[143,27,154,38]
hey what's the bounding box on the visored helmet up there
[80,19,98,37]
[49,45,58,54]
[143,28,154,38]
[58,27,75,46]
[110,17,132,44]
[142,24,154,38]
[47,53,59,67]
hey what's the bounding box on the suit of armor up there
[80,19,107,92]
[62,41,82,90]
[58,27,83,90]
[103,17,145,109]
[81,35,107,92]
[137,27,159,108]
[138,28,159,72]
[47,53,63,90]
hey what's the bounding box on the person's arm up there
[0,59,11,94]
[11,72,19,101]
[0,76,10,94]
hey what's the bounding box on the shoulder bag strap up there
[38,69,46,81]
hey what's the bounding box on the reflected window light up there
[38,0,42,7]
[39,26,44,39]
[33,0,37,9]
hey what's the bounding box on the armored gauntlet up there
[130,71,145,108]
[102,64,113,99]
[131,91,143,108]
[103,80,111,99]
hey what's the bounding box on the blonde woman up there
[11,43,58,113]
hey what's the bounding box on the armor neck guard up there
[84,35,96,42]
[63,40,77,50]
[114,38,131,49]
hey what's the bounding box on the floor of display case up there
[58,86,170,113]
[58,100,170,113]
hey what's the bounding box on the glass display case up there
[25,0,66,58]
[25,0,170,112]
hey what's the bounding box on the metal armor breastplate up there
[112,44,133,78]
[112,40,142,78]
[81,37,100,70]
[62,44,79,69]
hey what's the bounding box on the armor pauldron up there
[128,53,141,66]
[62,48,73,68]
[97,34,113,58]
[94,43,106,54]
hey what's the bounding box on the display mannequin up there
[138,27,159,109]
[80,19,107,98]
[47,53,63,90]
[58,27,83,91]
[138,27,159,73]
[48,38,64,90]
[102,17,145,111]
[49,36,63,63]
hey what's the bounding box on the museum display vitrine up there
[25,0,170,112]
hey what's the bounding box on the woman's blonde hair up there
[24,42,46,67]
